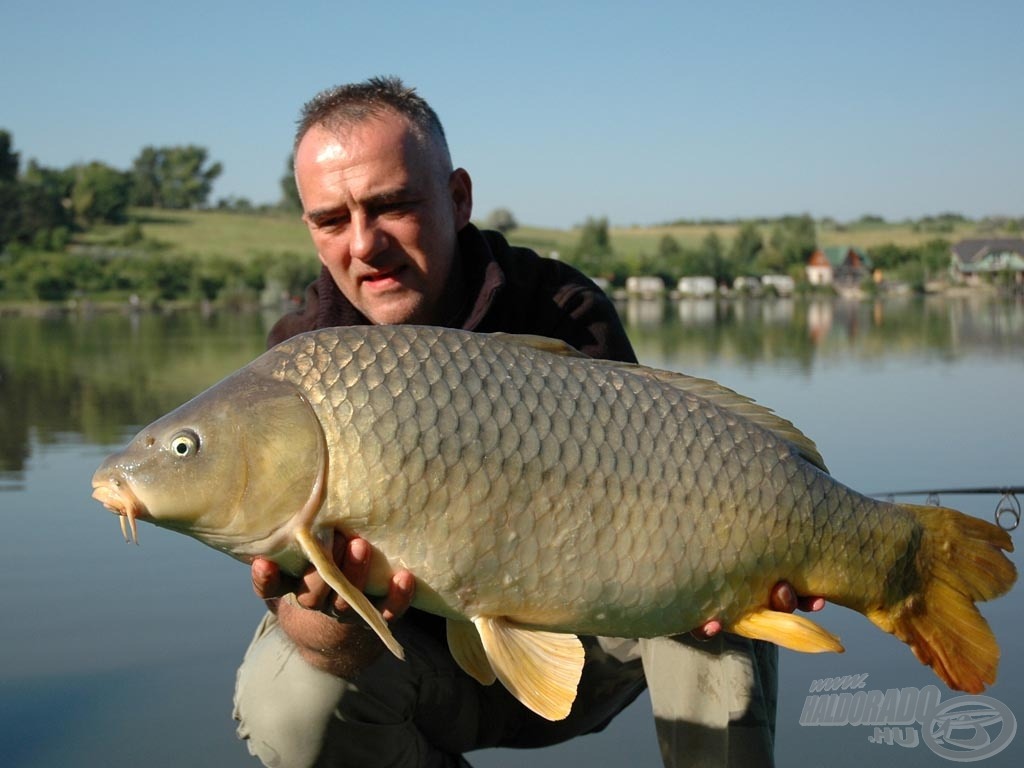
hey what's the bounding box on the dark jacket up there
[267,224,636,365]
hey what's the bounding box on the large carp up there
[92,326,1015,720]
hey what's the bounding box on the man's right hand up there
[251,535,416,678]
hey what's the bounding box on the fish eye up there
[170,430,200,457]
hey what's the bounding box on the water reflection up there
[0,311,270,482]
[1,295,1022,484]
[622,294,1023,374]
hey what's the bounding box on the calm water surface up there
[1,295,1021,767]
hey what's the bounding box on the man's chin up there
[360,295,429,326]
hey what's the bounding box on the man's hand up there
[251,535,415,677]
[690,582,826,641]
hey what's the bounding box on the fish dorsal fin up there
[729,608,844,653]
[491,331,827,471]
[490,333,590,358]
[642,368,828,472]
[294,528,405,661]
[473,616,584,721]
[447,619,496,685]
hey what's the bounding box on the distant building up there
[805,246,872,288]
[761,274,795,296]
[950,239,1024,285]
[625,275,666,298]
[806,251,833,286]
[676,276,717,298]
[732,276,762,295]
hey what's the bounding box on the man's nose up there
[349,216,387,262]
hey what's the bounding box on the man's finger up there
[380,570,416,623]
[342,537,372,591]
[769,582,798,613]
[799,596,826,613]
[690,619,723,641]
[252,557,283,599]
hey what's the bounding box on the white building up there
[761,274,795,296]
[625,276,666,298]
[676,276,717,298]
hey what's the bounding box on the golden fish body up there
[92,326,1016,720]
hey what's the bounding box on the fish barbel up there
[91,326,1016,720]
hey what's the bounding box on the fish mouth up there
[91,479,148,544]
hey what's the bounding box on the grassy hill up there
[76,209,987,264]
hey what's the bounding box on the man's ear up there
[449,168,473,230]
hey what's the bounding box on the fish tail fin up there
[866,504,1016,694]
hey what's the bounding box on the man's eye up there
[376,201,416,217]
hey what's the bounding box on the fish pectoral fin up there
[472,616,584,722]
[294,528,405,661]
[728,609,844,653]
[446,619,496,685]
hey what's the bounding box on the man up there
[233,76,822,768]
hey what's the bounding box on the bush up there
[147,254,195,300]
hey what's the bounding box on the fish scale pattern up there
[264,325,912,636]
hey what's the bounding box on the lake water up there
[1,294,1021,767]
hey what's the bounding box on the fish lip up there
[91,478,148,544]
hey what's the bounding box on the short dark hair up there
[295,76,451,170]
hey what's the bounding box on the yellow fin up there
[294,528,405,661]
[729,608,844,653]
[867,504,1016,694]
[473,616,584,721]
[446,619,496,685]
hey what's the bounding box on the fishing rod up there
[872,486,1022,532]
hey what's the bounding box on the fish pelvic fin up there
[294,528,405,661]
[728,608,844,653]
[472,616,584,721]
[867,504,1016,694]
[446,619,496,685]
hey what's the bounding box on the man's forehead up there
[304,112,414,155]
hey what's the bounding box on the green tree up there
[71,162,132,226]
[569,216,614,278]
[0,130,20,251]
[762,214,816,272]
[279,152,302,212]
[0,130,17,182]
[919,238,951,274]
[130,145,223,209]
[647,234,683,280]
[147,254,195,300]
[14,161,74,249]
[699,231,731,284]
[484,208,518,234]
[729,221,764,275]
[194,256,232,300]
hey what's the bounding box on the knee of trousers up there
[233,612,355,768]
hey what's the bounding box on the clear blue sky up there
[4,0,1022,228]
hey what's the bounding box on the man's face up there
[295,113,472,325]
